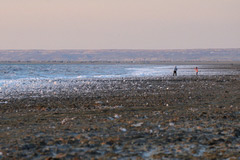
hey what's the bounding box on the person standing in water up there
[195,67,199,76]
[173,66,178,76]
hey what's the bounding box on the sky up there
[0,0,239,50]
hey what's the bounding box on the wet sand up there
[0,65,240,159]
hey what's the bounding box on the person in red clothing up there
[195,67,199,76]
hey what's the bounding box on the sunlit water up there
[0,64,237,80]
[0,64,238,99]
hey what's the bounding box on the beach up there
[0,64,240,159]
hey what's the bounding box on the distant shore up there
[1,60,240,65]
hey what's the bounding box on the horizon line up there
[0,47,240,51]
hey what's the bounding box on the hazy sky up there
[0,0,239,49]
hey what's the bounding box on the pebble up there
[132,122,143,127]
[119,128,127,132]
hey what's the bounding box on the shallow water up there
[0,64,237,81]
[0,64,238,99]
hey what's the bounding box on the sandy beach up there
[0,64,240,159]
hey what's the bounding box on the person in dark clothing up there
[173,66,177,76]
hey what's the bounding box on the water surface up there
[0,64,238,99]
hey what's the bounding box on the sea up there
[0,64,238,100]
